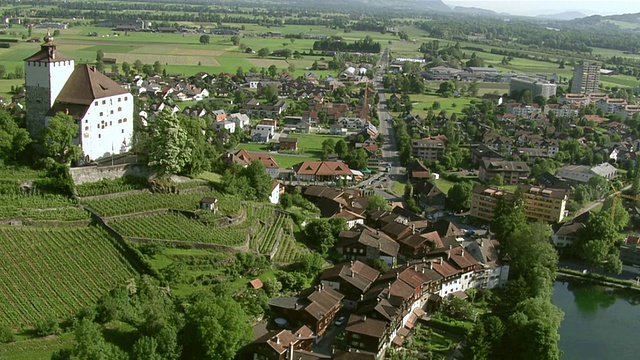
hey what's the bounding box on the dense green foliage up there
[464,190,564,360]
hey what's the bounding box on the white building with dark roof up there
[25,34,133,161]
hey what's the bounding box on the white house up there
[269,182,280,204]
[228,112,250,129]
[251,124,275,142]
[25,34,134,161]
[212,120,236,133]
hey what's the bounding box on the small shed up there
[200,197,218,213]
[249,278,264,289]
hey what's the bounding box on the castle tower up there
[24,33,75,138]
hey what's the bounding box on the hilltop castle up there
[24,34,133,161]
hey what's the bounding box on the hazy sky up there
[443,1,640,16]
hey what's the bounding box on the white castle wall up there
[80,93,134,160]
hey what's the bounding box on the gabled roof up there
[337,224,399,257]
[55,64,129,105]
[252,325,314,355]
[345,314,387,339]
[320,261,380,292]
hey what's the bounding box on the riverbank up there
[557,268,640,291]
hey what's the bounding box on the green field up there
[0,334,74,360]
[0,226,137,329]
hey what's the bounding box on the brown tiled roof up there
[249,278,263,289]
[232,149,280,169]
[320,261,380,292]
[345,314,387,339]
[299,286,344,320]
[252,325,315,355]
[24,44,73,62]
[55,64,129,105]
[293,161,352,176]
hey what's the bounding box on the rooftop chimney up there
[412,224,416,234]
[275,336,280,344]
[422,267,425,274]
[413,264,417,272]
[461,249,465,257]
[430,262,433,270]
[363,315,367,321]
[350,260,354,267]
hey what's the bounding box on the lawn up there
[434,178,455,194]
[272,154,318,168]
[392,180,405,196]
[408,93,473,116]
[294,133,347,157]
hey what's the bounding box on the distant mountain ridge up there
[536,11,586,21]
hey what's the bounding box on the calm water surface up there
[552,280,640,359]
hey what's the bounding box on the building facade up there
[571,62,600,94]
[509,76,557,99]
[25,35,133,161]
[470,185,568,223]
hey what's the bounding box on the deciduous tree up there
[41,112,81,164]
[181,292,252,360]
[148,110,193,175]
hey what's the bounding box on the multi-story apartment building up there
[571,62,600,94]
[509,76,557,99]
[411,136,447,161]
[470,185,568,223]
[479,160,530,185]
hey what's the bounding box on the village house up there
[248,326,315,360]
[225,149,280,178]
[336,224,400,267]
[320,261,380,309]
[293,161,354,183]
[278,137,299,151]
[268,284,344,338]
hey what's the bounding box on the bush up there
[35,317,62,337]
[0,324,14,343]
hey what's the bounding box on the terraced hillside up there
[0,226,138,329]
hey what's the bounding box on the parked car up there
[334,316,346,326]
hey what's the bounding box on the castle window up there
[109,121,112,126]
[110,110,114,115]
[97,124,100,129]
[100,112,103,116]
[118,97,121,102]
[118,107,122,112]
[85,126,89,131]
[123,118,128,122]
[118,119,122,124]
[124,96,128,101]
[98,134,101,139]
[121,129,125,134]
[95,101,98,106]
[102,100,106,105]
[85,119,88,123]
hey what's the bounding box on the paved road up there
[371,47,404,202]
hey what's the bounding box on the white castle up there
[24,33,133,161]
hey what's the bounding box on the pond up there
[552,280,640,359]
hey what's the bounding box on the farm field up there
[0,333,74,360]
[0,194,89,222]
[81,191,235,217]
[111,211,244,246]
[0,226,138,329]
